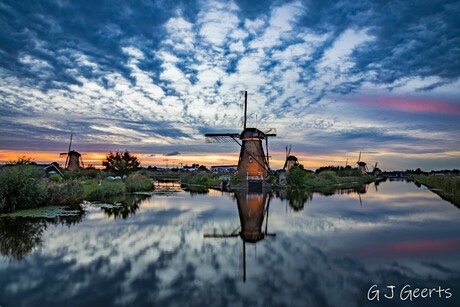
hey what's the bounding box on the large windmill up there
[60,134,84,171]
[356,151,368,175]
[205,91,276,180]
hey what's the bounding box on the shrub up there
[48,180,84,208]
[49,174,63,182]
[124,173,153,192]
[86,180,126,201]
[0,165,49,212]
[287,166,312,188]
[318,171,338,183]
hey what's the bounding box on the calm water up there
[1,180,459,307]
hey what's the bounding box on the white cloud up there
[250,1,304,49]
[198,1,239,46]
[122,46,145,59]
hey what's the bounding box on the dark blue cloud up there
[0,0,459,169]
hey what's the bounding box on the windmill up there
[356,151,368,175]
[205,91,276,180]
[282,145,298,173]
[60,134,84,171]
[371,162,382,176]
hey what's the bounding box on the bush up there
[86,180,126,201]
[0,165,49,212]
[124,173,153,192]
[49,174,63,182]
[287,166,313,188]
[48,180,84,208]
[318,171,338,183]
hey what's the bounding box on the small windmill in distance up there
[60,133,84,171]
[356,151,368,174]
[283,145,298,173]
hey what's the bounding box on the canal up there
[1,180,459,306]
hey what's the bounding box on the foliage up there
[6,156,35,165]
[64,167,102,180]
[0,165,49,213]
[102,151,140,176]
[230,175,245,185]
[85,180,126,201]
[124,173,153,192]
[49,173,63,182]
[316,165,362,177]
[48,180,85,208]
[287,166,313,189]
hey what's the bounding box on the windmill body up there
[67,150,82,171]
[282,146,298,173]
[238,128,269,179]
[356,151,368,175]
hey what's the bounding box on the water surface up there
[1,180,459,306]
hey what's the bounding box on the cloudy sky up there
[0,0,459,170]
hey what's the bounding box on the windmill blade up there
[203,227,240,238]
[65,155,70,169]
[262,128,277,134]
[345,158,348,167]
[80,156,85,168]
[205,133,240,143]
[60,152,68,156]
[358,151,361,162]
[68,133,73,152]
[288,145,291,157]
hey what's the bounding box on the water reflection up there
[99,194,148,219]
[1,181,460,306]
[205,190,276,282]
[0,214,83,260]
[276,189,313,211]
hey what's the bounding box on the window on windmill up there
[249,156,253,163]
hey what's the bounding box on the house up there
[211,165,238,173]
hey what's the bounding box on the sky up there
[0,0,459,171]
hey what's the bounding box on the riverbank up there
[0,165,154,214]
[413,175,460,208]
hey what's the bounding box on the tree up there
[102,151,140,176]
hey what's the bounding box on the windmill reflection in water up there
[204,190,275,282]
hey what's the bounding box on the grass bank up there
[287,168,375,193]
[413,175,460,208]
[179,173,220,192]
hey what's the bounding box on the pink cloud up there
[355,237,460,257]
[354,95,460,116]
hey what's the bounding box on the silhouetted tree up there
[102,151,140,176]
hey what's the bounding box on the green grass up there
[287,166,375,193]
[124,173,154,192]
[82,179,126,201]
[413,175,460,208]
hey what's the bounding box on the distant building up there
[211,165,238,173]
